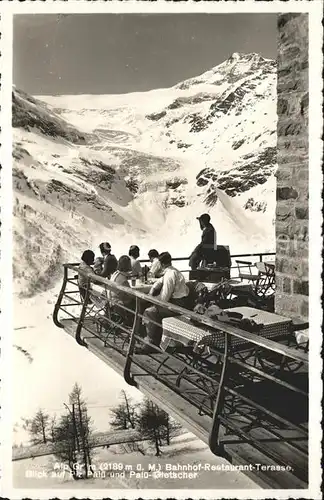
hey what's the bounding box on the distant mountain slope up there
[13,52,276,296]
[13,429,146,461]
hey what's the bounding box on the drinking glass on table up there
[142,265,148,283]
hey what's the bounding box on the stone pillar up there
[275,13,309,321]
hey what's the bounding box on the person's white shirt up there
[130,257,142,277]
[150,265,189,303]
[148,257,163,278]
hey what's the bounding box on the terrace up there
[53,252,308,489]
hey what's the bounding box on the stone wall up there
[275,13,309,321]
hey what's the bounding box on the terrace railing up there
[139,251,276,277]
[53,258,308,488]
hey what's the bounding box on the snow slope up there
[13,291,142,445]
[13,433,260,490]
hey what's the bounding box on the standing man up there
[189,213,217,270]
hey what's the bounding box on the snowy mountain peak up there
[229,52,262,61]
[13,51,276,296]
[174,52,275,91]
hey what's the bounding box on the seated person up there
[78,250,95,300]
[189,213,217,270]
[109,255,135,325]
[94,242,118,279]
[147,249,163,278]
[128,245,142,278]
[140,252,190,353]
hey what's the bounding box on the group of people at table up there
[78,214,217,354]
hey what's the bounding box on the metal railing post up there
[123,296,141,387]
[75,278,91,347]
[53,265,68,328]
[208,332,230,456]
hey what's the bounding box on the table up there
[163,316,206,345]
[128,280,154,294]
[224,306,291,337]
[162,307,292,351]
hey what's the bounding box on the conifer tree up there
[52,383,94,480]
[110,390,137,430]
[22,409,50,445]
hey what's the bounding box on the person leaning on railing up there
[109,255,135,326]
[78,250,95,301]
[138,252,190,354]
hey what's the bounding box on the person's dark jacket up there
[101,254,118,279]
[193,223,216,260]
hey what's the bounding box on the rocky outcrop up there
[13,144,31,161]
[196,147,276,202]
[125,177,139,194]
[76,158,117,189]
[275,14,309,322]
[167,92,217,109]
[12,89,90,144]
[146,111,167,121]
[243,198,267,213]
[163,177,188,207]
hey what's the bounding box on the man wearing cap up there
[189,213,217,269]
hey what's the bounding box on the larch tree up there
[68,383,94,478]
[110,390,137,430]
[52,383,94,480]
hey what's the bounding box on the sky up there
[13,14,277,95]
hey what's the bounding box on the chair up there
[254,263,275,298]
[235,260,260,282]
[228,266,275,312]
[90,291,131,348]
